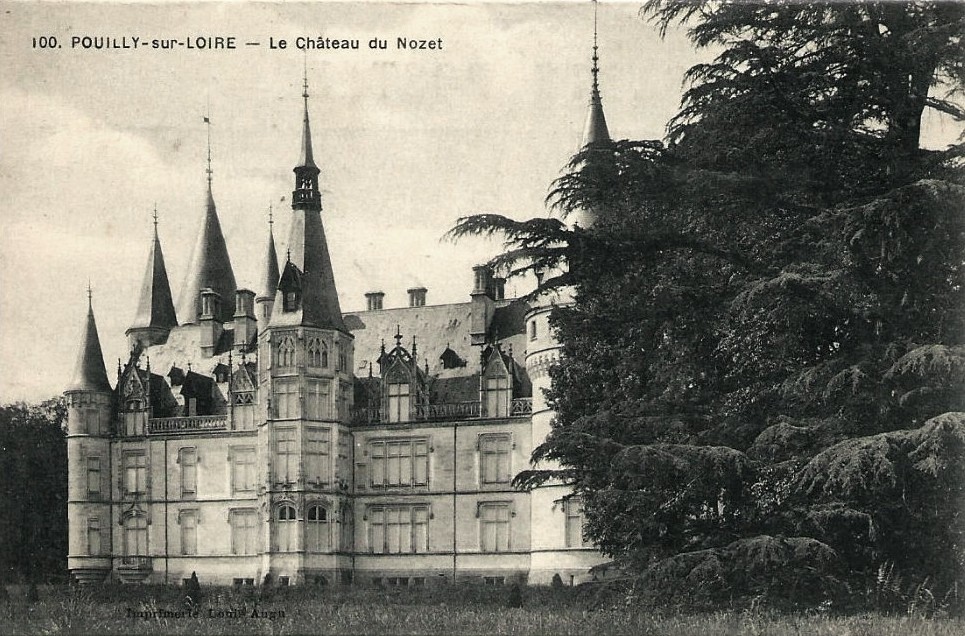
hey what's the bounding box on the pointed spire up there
[129,207,178,333]
[68,287,112,393]
[177,112,237,324]
[258,204,280,302]
[272,70,346,332]
[582,0,611,148]
[297,60,317,169]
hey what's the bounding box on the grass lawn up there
[1,584,962,635]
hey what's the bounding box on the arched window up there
[274,505,297,552]
[306,505,330,552]
[307,338,328,368]
[275,336,296,368]
[124,514,148,556]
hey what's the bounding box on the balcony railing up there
[510,397,533,416]
[148,415,227,434]
[351,398,532,425]
[416,401,481,420]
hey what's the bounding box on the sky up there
[0,1,960,403]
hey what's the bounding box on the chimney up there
[472,265,491,296]
[365,291,385,311]
[492,277,506,301]
[233,289,257,353]
[470,265,496,346]
[407,287,427,308]
[199,288,224,357]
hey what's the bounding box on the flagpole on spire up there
[204,97,213,186]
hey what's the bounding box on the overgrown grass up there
[1,583,963,635]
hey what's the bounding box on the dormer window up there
[481,349,512,418]
[277,261,303,313]
[284,292,298,312]
[387,379,411,423]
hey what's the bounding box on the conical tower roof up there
[67,291,112,393]
[582,2,611,148]
[258,211,280,302]
[176,128,237,324]
[130,217,178,331]
[582,85,610,147]
[270,76,346,332]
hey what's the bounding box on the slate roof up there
[259,224,280,302]
[129,227,178,332]
[176,183,237,324]
[67,300,112,393]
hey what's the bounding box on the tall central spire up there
[582,0,611,148]
[272,70,346,332]
[298,60,317,170]
[177,111,237,324]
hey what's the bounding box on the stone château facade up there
[65,30,614,588]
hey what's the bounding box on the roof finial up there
[591,0,600,95]
[86,280,93,307]
[268,202,274,227]
[152,203,159,233]
[302,54,309,101]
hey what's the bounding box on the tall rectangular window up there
[230,509,258,555]
[124,515,148,556]
[86,457,101,499]
[565,499,591,548]
[274,429,297,484]
[479,502,510,552]
[305,380,331,420]
[273,381,299,419]
[123,452,147,496]
[367,505,429,554]
[180,511,198,555]
[87,517,102,556]
[387,382,410,423]
[369,439,429,488]
[230,447,256,494]
[306,428,330,485]
[479,434,511,484]
[180,448,197,498]
[306,505,330,552]
[484,376,510,417]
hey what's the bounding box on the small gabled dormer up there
[277,260,303,314]
[480,345,513,418]
[379,329,426,423]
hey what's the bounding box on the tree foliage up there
[0,398,68,583]
[452,0,965,610]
